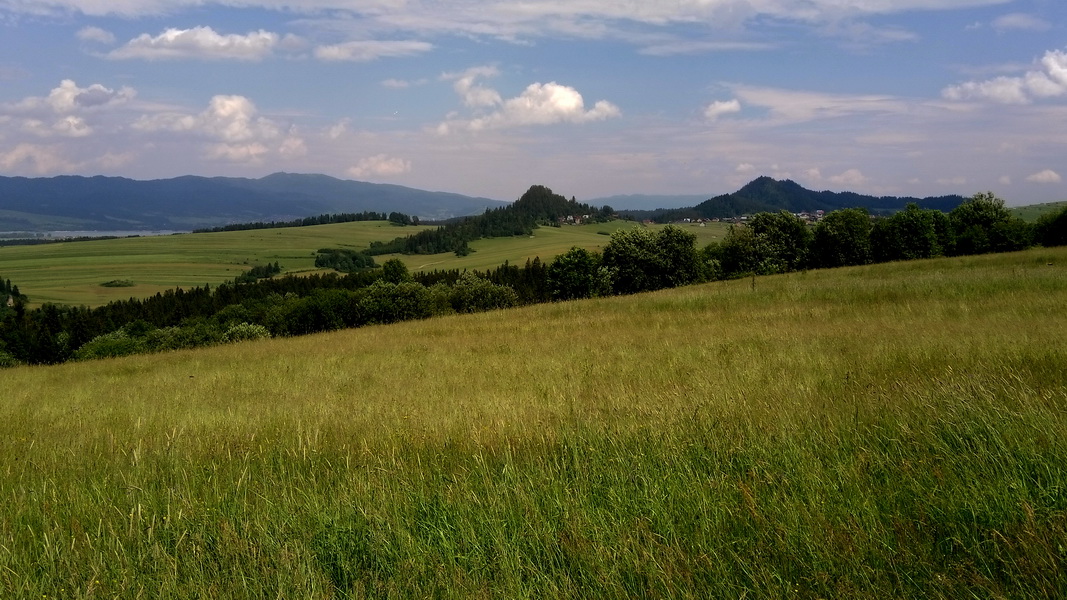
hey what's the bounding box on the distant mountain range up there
[0,173,969,233]
[615,177,967,221]
[0,173,508,232]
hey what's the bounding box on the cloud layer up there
[943,48,1067,104]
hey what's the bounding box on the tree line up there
[2,191,1065,368]
[192,211,420,233]
[366,185,614,256]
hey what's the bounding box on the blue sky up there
[1,0,1065,205]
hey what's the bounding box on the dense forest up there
[367,185,614,256]
[2,188,1066,368]
[193,211,420,233]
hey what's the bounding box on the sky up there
[1,0,1065,206]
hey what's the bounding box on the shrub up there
[359,281,436,325]
[0,349,21,368]
[74,330,143,360]
[144,323,225,351]
[1035,205,1067,247]
[449,272,519,313]
[222,322,272,343]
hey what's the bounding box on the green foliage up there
[454,239,471,257]
[748,210,813,273]
[194,211,391,233]
[811,207,872,268]
[1035,205,1067,247]
[449,272,519,313]
[871,203,952,262]
[374,185,612,257]
[74,320,230,360]
[381,258,412,284]
[99,279,135,288]
[284,289,356,334]
[601,225,700,294]
[315,249,376,273]
[601,227,660,294]
[388,211,419,226]
[358,281,438,325]
[1,276,25,309]
[74,329,143,360]
[710,211,813,279]
[0,348,21,368]
[234,261,282,283]
[222,322,272,343]
[547,247,605,301]
[950,192,1032,255]
[143,321,225,351]
[712,225,774,278]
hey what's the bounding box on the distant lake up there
[0,230,187,240]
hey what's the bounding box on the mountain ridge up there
[0,173,973,233]
[620,176,968,221]
[0,173,509,232]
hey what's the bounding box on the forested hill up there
[0,173,507,232]
[623,177,967,221]
[369,185,615,256]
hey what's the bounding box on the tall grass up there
[1,248,1065,598]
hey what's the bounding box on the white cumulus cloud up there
[1026,169,1062,184]
[2,80,135,140]
[131,94,302,163]
[943,48,1067,104]
[439,78,621,133]
[14,79,137,114]
[108,26,284,61]
[444,66,503,108]
[135,94,280,142]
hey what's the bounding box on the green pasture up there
[1,247,1065,597]
[0,221,423,306]
[384,220,729,272]
[1010,200,1067,222]
[0,219,730,307]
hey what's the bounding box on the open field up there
[1011,200,1067,222]
[0,221,431,306]
[382,220,729,272]
[1,247,1065,597]
[0,220,729,307]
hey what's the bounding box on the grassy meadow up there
[0,220,728,307]
[1,246,1065,597]
[1011,200,1067,222]
[0,221,432,306]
